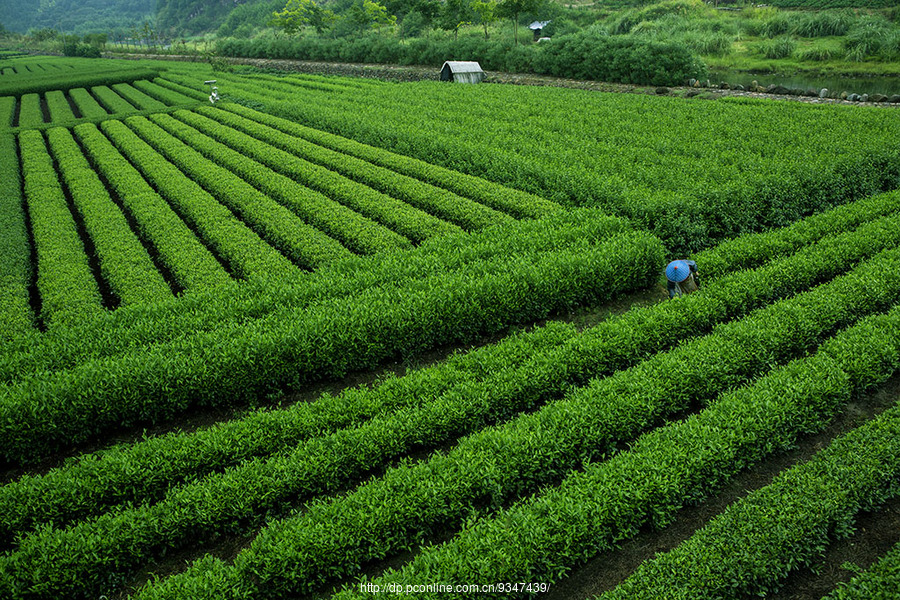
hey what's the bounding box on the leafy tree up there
[497,0,542,44]
[471,0,497,39]
[29,28,58,42]
[439,0,472,39]
[83,33,107,49]
[345,0,396,32]
[364,0,396,29]
[270,0,333,35]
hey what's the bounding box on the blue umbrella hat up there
[665,260,692,283]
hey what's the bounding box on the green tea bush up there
[824,540,900,599]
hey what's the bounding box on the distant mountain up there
[157,0,255,35]
[0,0,156,34]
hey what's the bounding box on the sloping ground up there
[2,191,900,599]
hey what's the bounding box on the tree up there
[363,0,396,30]
[271,0,325,35]
[439,0,472,40]
[470,0,497,39]
[345,0,396,32]
[497,0,541,44]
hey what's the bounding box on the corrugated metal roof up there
[529,20,551,29]
[442,61,484,74]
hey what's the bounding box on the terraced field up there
[2,55,900,600]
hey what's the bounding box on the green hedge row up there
[90,85,136,115]
[111,82,166,112]
[142,112,412,256]
[68,87,107,119]
[176,109,468,242]
[0,67,160,97]
[185,107,518,232]
[73,123,231,293]
[329,304,900,600]
[5,198,892,535]
[0,210,629,382]
[0,96,14,128]
[175,108,485,240]
[46,127,172,306]
[603,375,900,598]
[0,321,579,543]
[216,31,705,87]
[0,230,665,599]
[128,113,356,266]
[101,118,300,280]
[18,130,102,329]
[0,133,34,340]
[152,76,208,102]
[135,244,900,600]
[0,224,663,466]
[131,79,199,107]
[694,190,900,282]
[200,70,900,256]
[17,93,42,128]
[43,90,74,123]
[217,94,559,220]
[824,540,900,600]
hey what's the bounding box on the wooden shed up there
[440,61,484,84]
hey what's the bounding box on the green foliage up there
[46,127,172,306]
[0,319,579,543]
[43,90,74,122]
[73,122,232,292]
[844,14,899,61]
[111,82,166,111]
[90,85,139,114]
[825,541,900,599]
[270,0,336,35]
[144,112,409,257]
[129,236,900,600]
[216,29,705,87]
[694,190,900,282]
[0,65,160,97]
[219,102,559,220]
[178,109,467,241]
[0,133,34,339]
[186,107,510,234]
[603,350,900,598]
[334,293,900,600]
[16,92,42,128]
[18,130,103,328]
[186,71,900,255]
[104,116,301,279]
[68,87,108,118]
[759,35,796,59]
[0,208,659,466]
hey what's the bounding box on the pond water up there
[709,69,900,97]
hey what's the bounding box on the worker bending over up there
[665,259,700,299]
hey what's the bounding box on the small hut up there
[440,61,484,84]
[529,20,551,41]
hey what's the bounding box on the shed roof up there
[441,61,484,74]
[529,20,551,29]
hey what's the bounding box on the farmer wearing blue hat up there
[665,259,700,299]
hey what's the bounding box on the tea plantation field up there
[1,55,900,599]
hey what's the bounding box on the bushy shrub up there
[844,15,894,61]
[535,29,707,85]
[218,29,706,86]
[792,10,854,37]
[796,44,835,61]
[759,35,796,59]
